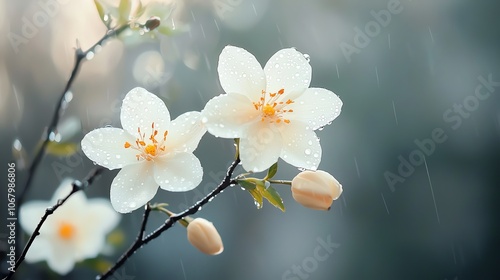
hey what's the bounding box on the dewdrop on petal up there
[187,218,224,255]
[291,170,343,210]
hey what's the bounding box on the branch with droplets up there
[17,24,130,208]
[3,167,106,280]
[97,157,241,280]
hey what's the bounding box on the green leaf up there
[261,185,285,212]
[46,141,79,157]
[238,179,285,211]
[94,0,107,23]
[266,162,278,179]
[247,187,263,209]
[238,179,256,190]
[118,0,132,25]
[157,25,175,36]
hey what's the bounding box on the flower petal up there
[20,201,49,234]
[24,237,51,263]
[110,162,159,213]
[154,153,203,192]
[45,239,77,275]
[167,111,206,153]
[264,48,311,100]
[280,122,322,170]
[218,46,266,100]
[202,93,259,138]
[81,127,138,169]
[83,199,121,234]
[120,87,170,136]
[239,123,282,172]
[289,88,343,130]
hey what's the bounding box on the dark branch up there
[17,24,129,207]
[4,167,105,280]
[98,157,241,280]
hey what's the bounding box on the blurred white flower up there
[81,87,206,213]
[19,179,120,275]
[202,46,343,172]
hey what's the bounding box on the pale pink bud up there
[187,218,224,255]
[291,170,343,210]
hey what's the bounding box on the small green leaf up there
[46,141,79,157]
[247,187,263,209]
[261,185,285,212]
[238,179,256,190]
[266,162,278,179]
[118,0,132,24]
[157,25,175,36]
[94,0,107,23]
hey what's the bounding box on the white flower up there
[201,46,343,172]
[81,87,206,213]
[19,179,120,275]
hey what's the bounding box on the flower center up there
[58,222,75,240]
[253,88,294,124]
[124,122,168,161]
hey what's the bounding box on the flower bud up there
[291,170,343,210]
[187,218,224,255]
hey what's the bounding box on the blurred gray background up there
[1,0,500,279]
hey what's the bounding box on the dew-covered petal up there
[110,162,159,213]
[264,48,311,100]
[167,111,206,153]
[289,88,343,130]
[218,46,266,100]
[239,123,282,172]
[202,93,259,138]
[120,87,171,136]
[81,127,139,169]
[154,152,202,192]
[20,201,49,234]
[280,122,322,170]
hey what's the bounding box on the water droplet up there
[115,155,121,159]
[303,53,310,62]
[307,140,313,146]
[304,149,312,155]
[274,63,280,68]
[86,51,95,60]
[201,117,208,123]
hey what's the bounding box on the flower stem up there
[97,157,241,280]
[268,179,292,185]
[3,167,105,280]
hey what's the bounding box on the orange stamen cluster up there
[58,222,75,240]
[253,88,294,124]
[124,122,168,161]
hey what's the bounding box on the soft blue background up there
[1,0,499,279]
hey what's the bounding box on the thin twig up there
[98,157,241,280]
[17,24,129,208]
[15,23,129,260]
[139,204,152,240]
[4,167,106,280]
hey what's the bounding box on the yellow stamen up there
[123,122,168,161]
